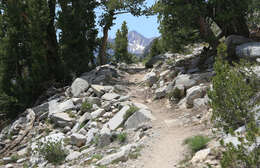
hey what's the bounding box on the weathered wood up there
[0,109,35,156]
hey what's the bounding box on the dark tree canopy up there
[155,0,256,51]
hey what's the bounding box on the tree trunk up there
[99,25,109,65]
[98,11,115,65]
[197,16,219,48]
[46,0,60,79]
[214,17,250,38]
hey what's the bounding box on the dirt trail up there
[125,69,206,168]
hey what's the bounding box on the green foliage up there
[143,38,165,68]
[58,0,98,77]
[81,101,93,113]
[167,87,182,101]
[35,140,68,165]
[123,106,139,122]
[220,123,260,168]
[209,43,260,168]
[154,0,254,51]
[114,21,132,64]
[92,154,103,160]
[65,110,76,118]
[208,43,257,131]
[184,135,211,154]
[149,38,164,58]
[117,132,127,143]
[97,0,147,65]
[247,0,260,29]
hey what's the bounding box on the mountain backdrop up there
[109,31,156,56]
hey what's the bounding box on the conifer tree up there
[0,0,62,117]
[155,0,254,51]
[114,21,129,63]
[98,0,146,65]
[58,0,98,77]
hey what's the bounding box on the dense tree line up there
[0,0,97,119]
[155,0,260,52]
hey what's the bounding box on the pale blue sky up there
[96,0,160,39]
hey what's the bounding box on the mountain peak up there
[127,31,155,55]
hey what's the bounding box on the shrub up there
[81,101,93,113]
[35,139,68,165]
[209,43,260,168]
[123,105,139,122]
[208,43,257,131]
[117,132,127,143]
[184,135,210,154]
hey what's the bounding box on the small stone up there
[5,164,14,168]
[101,93,120,101]
[16,158,27,164]
[66,151,81,161]
[71,133,86,147]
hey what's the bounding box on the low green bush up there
[209,43,260,168]
[35,139,68,165]
[81,101,93,113]
[184,135,211,154]
[123,105,139,122]
[117,132,127,143]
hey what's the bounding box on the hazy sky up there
[96,0,160,39]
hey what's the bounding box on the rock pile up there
[0,65,155,168]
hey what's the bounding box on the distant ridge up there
[108,31,156,55]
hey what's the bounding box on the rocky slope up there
[0,37,259,168]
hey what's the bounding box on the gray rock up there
[50,112,75,127]
[86,128,99,144]
[236,42,260,59]
[102,105,130,130]
[71,77,90,97]
[144,72,158,87]
[186,86,207,108]
[155,86,167,99]
[5,164,14,168]
[3,157,13,164]
[101,93,120,101]
[32,102,49,117]
[16,158,27,164]
[91,109,105,119]
[91,85,106,97]
[99,127,112,147]
[49,99,75,115]
[66,151,81,161]
[225,35,253,58]
[78,112,92,126]
[125,109,155,129]
[71,133,86,147]
[191,148,211,164]
[168,85,185,99]
[160,70,170,80]
[118,96,130,102]
[133,103,149,110]
[193,97,209,109]
[81,65,118,84]
[83,97,101,107]
[175,74,197,89]
[96,144,134,166]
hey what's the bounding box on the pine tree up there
[0,0,62,118]
[98,0,147,65]
[155,0,254,51]
[114,21,129,63]
[58,0,98,78]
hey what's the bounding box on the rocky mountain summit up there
[0,36,259,168]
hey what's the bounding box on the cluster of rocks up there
[143,44,212,112]
[0,65,155,168]
[142,39,260,168]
